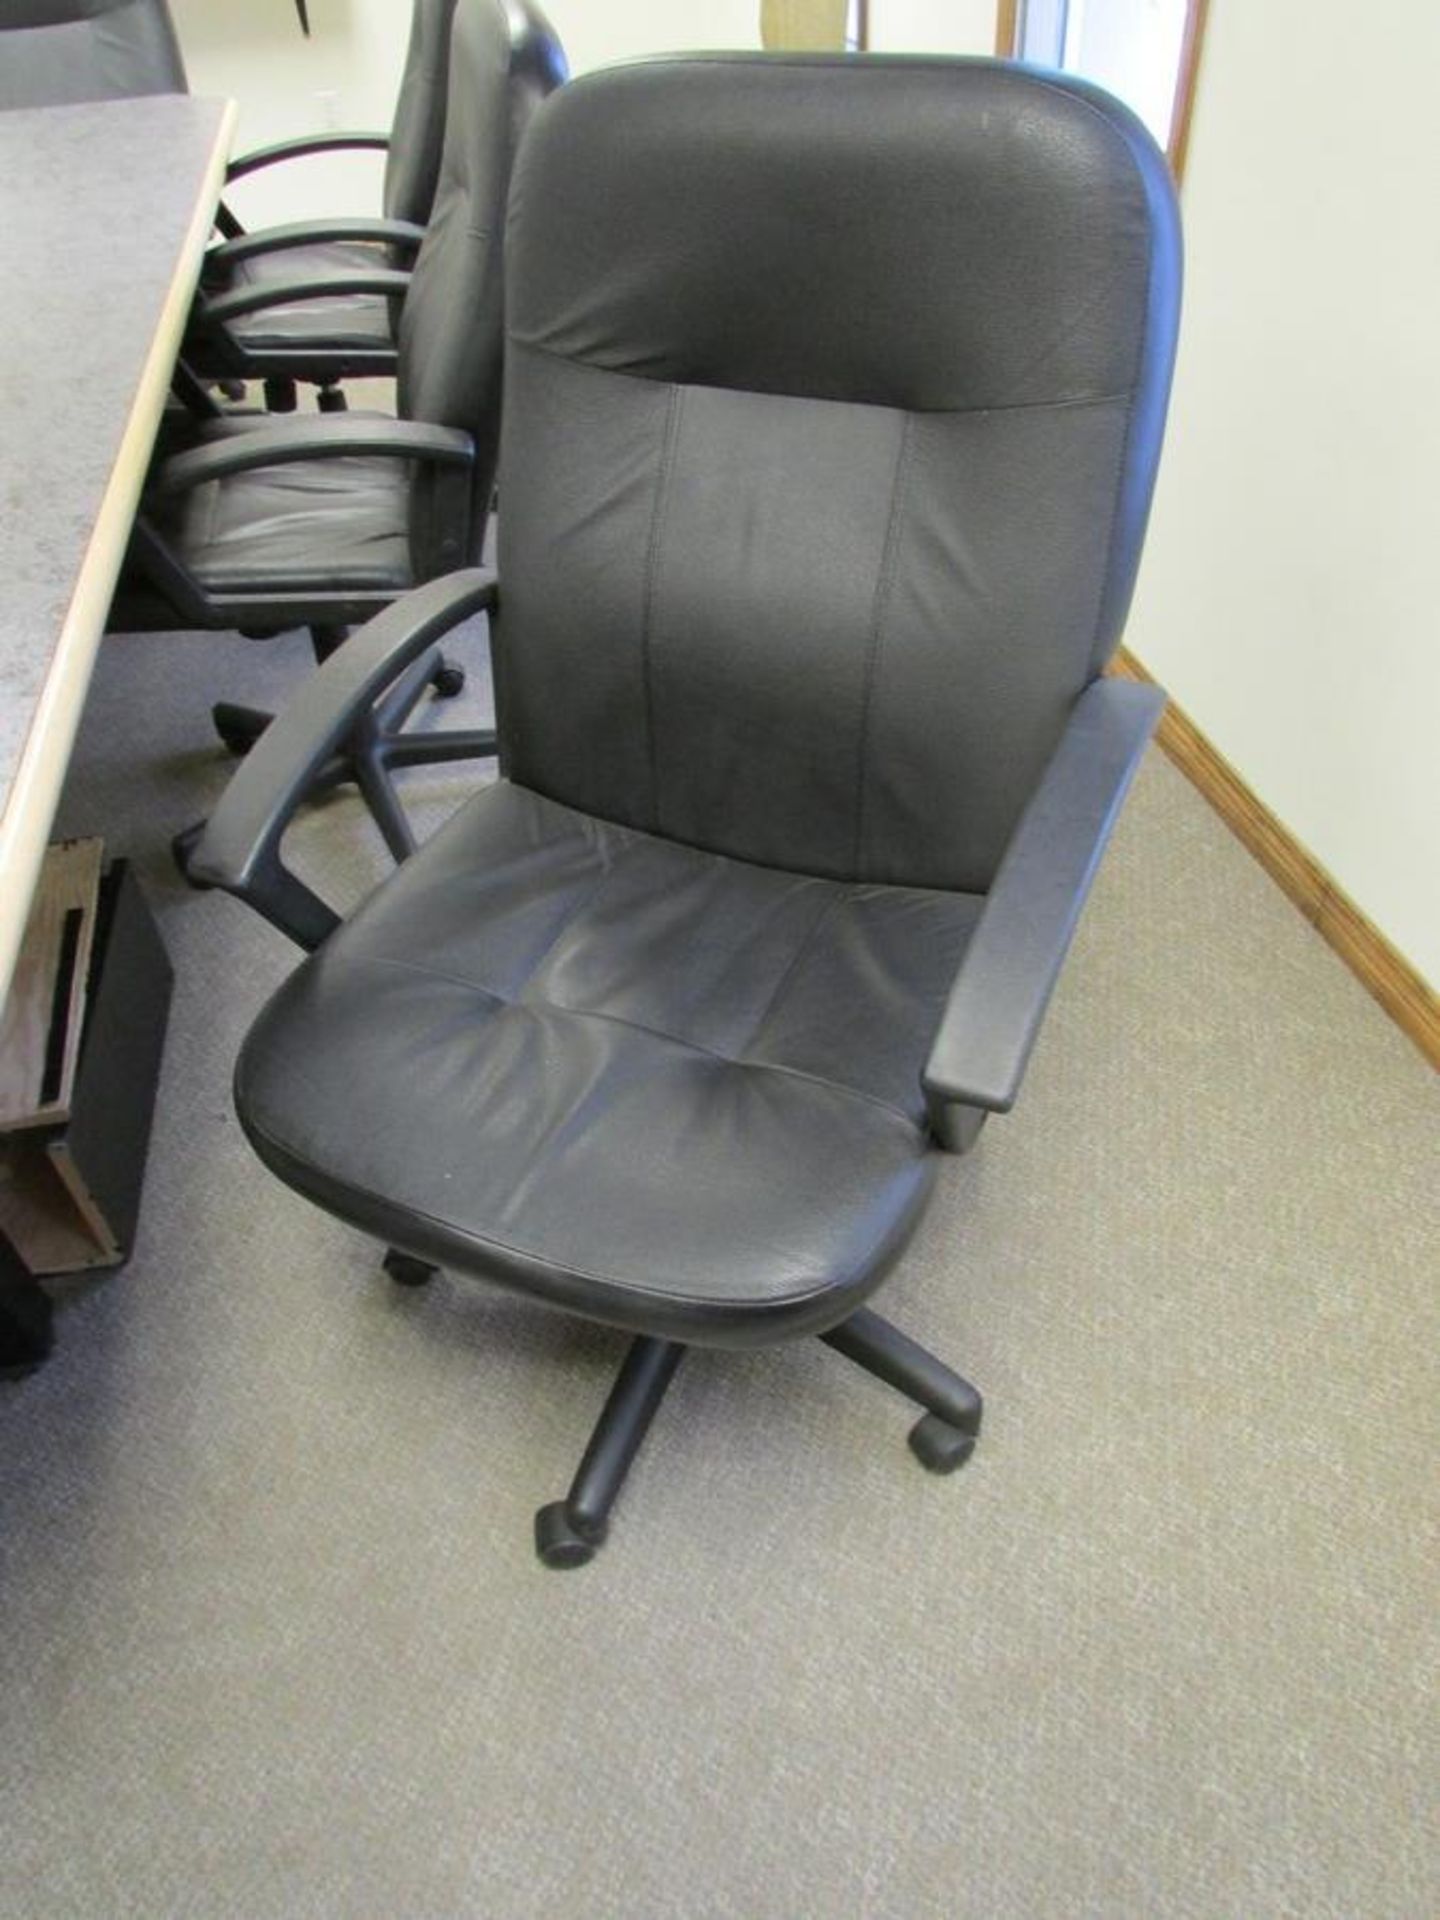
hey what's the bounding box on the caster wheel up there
[0,1285,54,1376]
[317,386,349,414]
[534,1502,605,1570]
[171,822,211,889]
[0,1357,49,1382]
[212,706,268,757]
[382,1249,438,1289]
[431,662,466,699]
[216,723,257,757]
[908,1412,977,1475]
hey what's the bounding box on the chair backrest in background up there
[398,0,566,560]
[0,0,187,108]
[383,0,461,228]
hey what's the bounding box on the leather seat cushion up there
[148,413,414,595]
[236,781,982,1347]
[222,240,396,354]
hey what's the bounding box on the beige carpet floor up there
[1,621,1435,1919]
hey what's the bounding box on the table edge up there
[0,98,238,1007]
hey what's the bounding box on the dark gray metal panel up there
[61,863,173,1261]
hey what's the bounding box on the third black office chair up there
[188,0,565,411]
[194,55,1181,1568]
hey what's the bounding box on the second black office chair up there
[193,56,1181,1569]
[113,0,564,861]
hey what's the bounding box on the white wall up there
[868,1,995,54]
[1125,0,1440,987]
[172,1,998,228]
[546,0,759,72]
[172,0,405,229]
[1066,0,1189,148]
[172,0,764,229]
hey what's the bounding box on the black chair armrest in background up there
[193,269,414,330]
[150,417,474,498]
[225,131,390,183]
[206,218,426,271]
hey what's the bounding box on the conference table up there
[0,91,235,1009]
[0,93,234,1364]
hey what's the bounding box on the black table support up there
[0,1231,52,1375]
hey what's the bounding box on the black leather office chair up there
[193,56,1180,1569]
[186,0,463,414]
[0,0,186,106]
[189,1,564,413]
[116,0,562,861]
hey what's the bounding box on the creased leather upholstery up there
[221,242,396,357]
[237,783,981,1344]
[0,0,186,108]
[149,415,413,595]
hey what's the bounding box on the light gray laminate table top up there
[0,94,233,1003]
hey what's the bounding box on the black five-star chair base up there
[174,622,494,879]
[382,1249,982,1571]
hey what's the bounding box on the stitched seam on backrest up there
[506,334,1130,415]
[639,383,684,832]
[852,412,915,876]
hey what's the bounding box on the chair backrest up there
[397,0,565,562]
[382,0,461,228]
[0,0,186,108]
[493,56,1181,893]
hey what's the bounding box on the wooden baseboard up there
[1111,648,1440,1070]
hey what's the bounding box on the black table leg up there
[0,1232,52,1375]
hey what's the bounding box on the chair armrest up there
[207,218,425,269]
[196,268,412,328]
[226,131,390,183]
[923,677,1164,1147]
[151,417,475,498]
[190,571,499,949]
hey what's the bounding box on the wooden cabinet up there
[0,841,173,1280]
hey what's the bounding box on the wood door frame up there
[993,0,1211,183]
[1165,0,1211,181]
